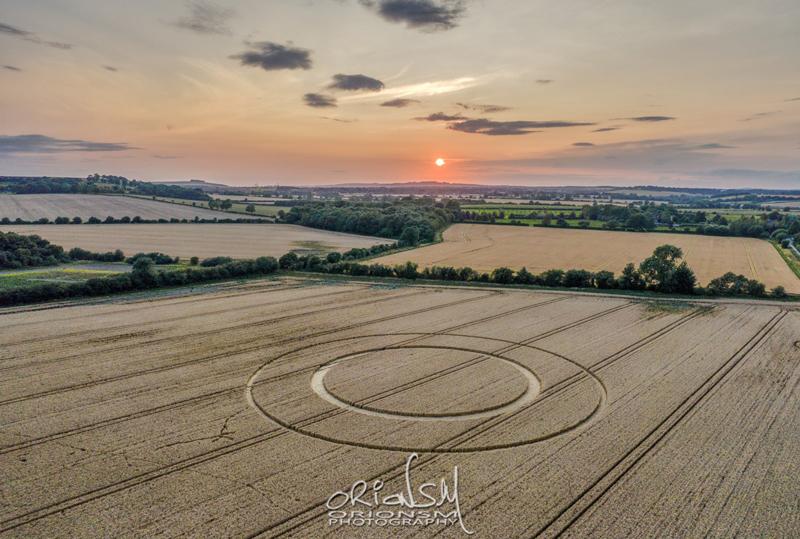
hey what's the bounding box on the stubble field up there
[373,223,800,293]
[0,194,245,221]
[0,278,798,537]
[0,223,382,259]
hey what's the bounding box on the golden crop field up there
[0,194,241,221]
[0,278,797,537]
[0,223,382,259]
[373,224,800,293]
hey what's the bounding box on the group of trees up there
[0,232,129,269]
[0,254,279,306]
[278,198,460,246]
[0,216,264,225]
[0,175,210,201]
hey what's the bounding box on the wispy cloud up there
[102,65,119,72]
[3,65,22,72]
[358,0,466,32]
[321,116,357,123]
[449,118,594,136]
[303,93,337,108]
[327,73,385,92]
[455,102,510,113]
[231,41,312,71]
[739,110,781,122]
[536,79,553,84]
[592,126,620,132]
[0,22,71,49]
[343,76,478,101]
[153,154,181,159]
[0,134,136,154]
[173,1,234,35]
[573,142,594,147]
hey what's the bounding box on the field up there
[0,224,383,259]
[142,196,287,217]
[0,278,797,537]
[0,194,247,221]
[373,223,800,293]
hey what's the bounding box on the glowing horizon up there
[1,1,799,188]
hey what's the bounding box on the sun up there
[435,158,446,167]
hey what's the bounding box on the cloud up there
[173,1,234,35]
[573,142,594,147]
[3,65,22,72]
[694,143,735,149]
[0,22,71,49]
[303,93,337,108]
[230,41,312,71]
[593,126,620,132]
[380,98,420,108]
[152,154,181,159]
[785,97,800,102]
[321,116,357,123]
[455,102,510,113]
[415,112,467,121]
[448,118,595,136]
[625,116,675,122]
[103,65,118,72]
[359,0,466,32]
[740,110,781,122]
[328,73,385,92]
[536,79,553,84]
[0,134,136,154]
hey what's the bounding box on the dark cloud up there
[327,73,385,92]
[786,97,800,102]
[3,65,22,72]
[380,98,420,108]
[572,142,594,147]
[173,1,234,35]
[593,127,620,132]
[625,116,675,122]
[415,112,467,122]
[455,102,510,113]
[0,134,136,154]
[303,93,337,108]
[536,79,553,84]
[103,65,118,72]
[231,41,312,71]
[693,143,735,149]
[359,0,465,32]
[448,118,595,136]
[0,22,71,49]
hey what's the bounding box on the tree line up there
[278,198,461,245]
[0,216,264,225]
[0,175,210,201]
[0,232,128,268]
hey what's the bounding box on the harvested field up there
[373,223,800,293]
[0,223,382,259]
[0,277,798,537]
[0,194,250,221]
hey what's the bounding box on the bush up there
[563,269,593,288]
[771,285,787,298]
[594,270,616,289]
[190,256,199,266]
[491,267,514,284]
[279,252,299,269]
[127,252,178,265]
[201,256,234,267]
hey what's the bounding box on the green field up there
[130,195,288,218]
[0,268,120,289]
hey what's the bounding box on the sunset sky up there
[1,0,798,187]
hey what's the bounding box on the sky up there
[1,0,799,188]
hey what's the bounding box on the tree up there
[132,256,155,275]
[541,269,565,287]
[594,270,616,289]
[639,244,690,293]
[220,199,233,210]
[72,216,83,224]
[399,226,420,247]
[394,261,418,279]
[618,263,644,290]
[514,267,536,285]
[563,269,593,288]
[279,252,299,269]
[491,267,514,284]
[245,204,256,214]
[671,262,697,295]
[771,285,787,298]
[190,256,199,266]
[326,252,342,263]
